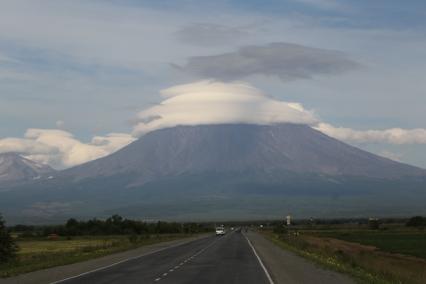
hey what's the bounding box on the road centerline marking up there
[152,233,223,282]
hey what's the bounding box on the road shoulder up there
[245,231,355,284]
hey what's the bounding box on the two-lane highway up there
[57,231,272,284]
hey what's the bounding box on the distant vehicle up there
[215,226,225,236]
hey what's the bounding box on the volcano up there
[1,124,425,223]
[63,123,424,181]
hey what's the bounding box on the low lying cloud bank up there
[0,129,135,169]
[1,80,425,169]
[316,123,426,144]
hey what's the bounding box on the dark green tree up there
[65,218,80,236]
[0,214,18,263]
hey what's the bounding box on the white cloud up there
[315,123,426,144]
[1,80,426,169]
[134,81,426,146]
[0,129,135,169]
[132,80,319,136]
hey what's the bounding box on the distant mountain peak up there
[0,152,55,185]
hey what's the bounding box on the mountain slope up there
[63,124,425,183]
[1,124,425,222]
[0,153,55,185]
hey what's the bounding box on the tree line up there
[0,213,212,264]
[11,215,212,237]
[406,216,426,227]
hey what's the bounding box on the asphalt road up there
[56,231,271,284]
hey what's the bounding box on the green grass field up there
[310,229,426,260]
[0,234,191,278]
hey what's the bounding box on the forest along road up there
[54,231,271,284]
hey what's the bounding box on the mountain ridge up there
[0,152,55,186]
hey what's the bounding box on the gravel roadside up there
[0,234,211,284]
[245,231,356,284]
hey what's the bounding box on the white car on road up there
[215,226,226,236]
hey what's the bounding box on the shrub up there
[368,218,380,230]
[273,223,288,234]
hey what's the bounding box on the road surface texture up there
[245,231,355,284]
[1,230,355,284]
[0,234,208,284]
[56,231,270,284]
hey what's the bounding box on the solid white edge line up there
[244,235,275,284]
[50,235,211,284]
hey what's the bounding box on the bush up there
[0,214,18,263]
[368,218,380,230]
[273,223,288,234]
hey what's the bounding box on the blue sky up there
[0,0,425,168]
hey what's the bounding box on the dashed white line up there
[50,236,209,284]
[153,234,223,282]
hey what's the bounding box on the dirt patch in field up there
[304,236,377,254]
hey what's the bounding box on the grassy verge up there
[262,230,426,284]
[0,234,196,278]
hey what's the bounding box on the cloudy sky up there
[0,0,426,169]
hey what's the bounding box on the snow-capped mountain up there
[0,152,55,186]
